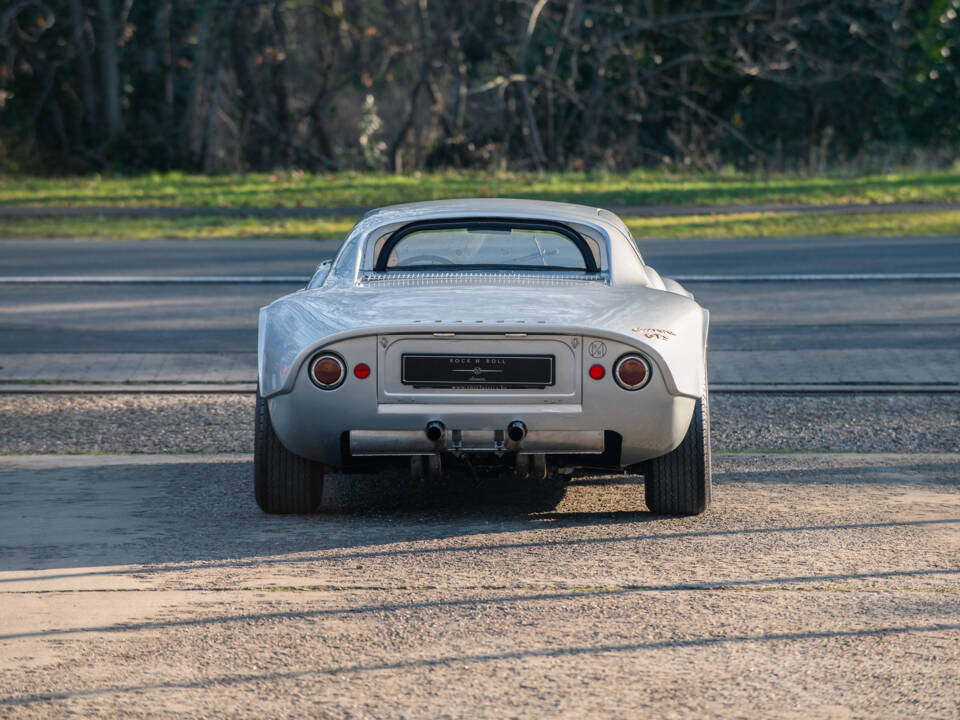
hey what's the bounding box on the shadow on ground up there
[0,454,958,578]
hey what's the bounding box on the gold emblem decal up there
[633,327,676,341]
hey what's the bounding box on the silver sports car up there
[256,199,710,515]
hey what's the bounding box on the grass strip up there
[2,168,960,209]
[1,209,958,240]
[624,209,960,239]
[0,215,356,240]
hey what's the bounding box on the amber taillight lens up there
[310,354,345,388]
[614,354,651,390]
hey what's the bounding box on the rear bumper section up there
[266,333,700,469]
[349,429,604,456]
[268,371,696,469]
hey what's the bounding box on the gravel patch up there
[2,453,959,718]
[0,392,958,454]
[0,394,252,454]
[713,393,960,452]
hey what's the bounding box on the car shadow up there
[1,456,957,580]
[0,459,636,575]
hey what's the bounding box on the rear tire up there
[644,394,711,515]
[254,389,324,514]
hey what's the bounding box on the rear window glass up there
[378,226,594,271]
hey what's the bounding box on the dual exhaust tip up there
[507,421,527,442]
[424,421,527,443]
[424,421,446,443]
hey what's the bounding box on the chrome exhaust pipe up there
[425,421,445,443]
[507,421,527,443]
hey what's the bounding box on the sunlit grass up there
[2,168,960,208]
[624,210,960,239]
[0,215,357,240]
[2,209,958,240]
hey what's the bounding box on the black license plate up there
[401,354,555,388]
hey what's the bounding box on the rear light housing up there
[614,353,652,390]
[309,353,346,389]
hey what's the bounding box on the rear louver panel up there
[358,270,607,288]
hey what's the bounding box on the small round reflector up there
[588,364,605,380]
[354,362,371,379]
[614,354,651,390]
[310,354,345,388]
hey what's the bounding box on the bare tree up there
[0,0,948,173]
[95,0,120,143]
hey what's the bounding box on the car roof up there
[363,198,631,237]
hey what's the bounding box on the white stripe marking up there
[674,273,960,282]
[0,272,958,284]
[0,275,310,284]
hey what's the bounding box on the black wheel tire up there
[644,394,711,515]
[254,389,324,514]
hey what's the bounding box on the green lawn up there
[0,215,358,240]
[624,209,960,239]
[2,209,958,240]
[1,168,959,209]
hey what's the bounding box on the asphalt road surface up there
[1,452,959,718]
[1,236,959,354]
[2,235,959,276]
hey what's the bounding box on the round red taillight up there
[354,363,371,379]
[310,354,345,388]
[588,364,605,380]
[614,354,651,390]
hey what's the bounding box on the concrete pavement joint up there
[0,275,310,284]
[0,383,257,393]
[677,272,960,281]
[710,383,960,393]
[2,272,960,283]
[0,448,942,457]
[3,383,958,394]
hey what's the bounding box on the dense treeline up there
[1,0,957,174]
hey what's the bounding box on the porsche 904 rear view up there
[256,199,710,515]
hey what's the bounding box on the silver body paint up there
[258,199,709,468]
